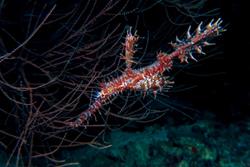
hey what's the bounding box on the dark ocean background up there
[0,0,248,166]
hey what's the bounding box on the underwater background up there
[0,0,248,166]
